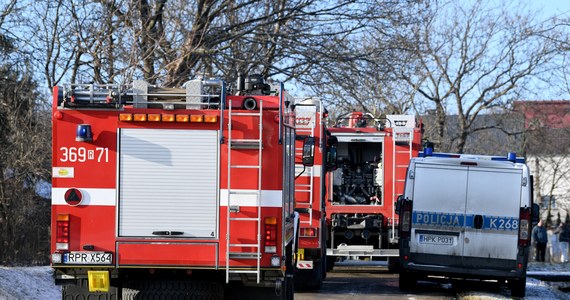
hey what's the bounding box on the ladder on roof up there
[390,126,413,243]
[226,100,263,284]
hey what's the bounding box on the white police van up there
[397,149,538,298]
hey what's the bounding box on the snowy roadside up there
[0,266,59,300]
[0,264,568,300]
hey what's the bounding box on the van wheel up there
[398,270,417,291]
[509,277,526,298]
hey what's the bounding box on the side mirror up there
[395,195,404,215]
[532,203,540,225]
[302,136,315,167]
[326,147,337,171]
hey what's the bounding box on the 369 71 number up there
[60,147,109,163]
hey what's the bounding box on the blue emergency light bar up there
[420,147,525,163]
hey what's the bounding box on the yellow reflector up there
[88,270,110,292]
[147,114,161,122]
[133,114,147,122]
[265,217,277,225]
[204,115,218,123]
[176,115,190,122]
[190,115,204,122]
[119,114,133,122]
[57,214,69,221]
[162,114,175,122]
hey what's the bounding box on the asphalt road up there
[295,265,458,300]
[228,262,570,299]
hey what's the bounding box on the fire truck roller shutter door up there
[118,129,219,238]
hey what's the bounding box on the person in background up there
[532,219,548,262]
[557,222,570,262]
[557,222,570,243]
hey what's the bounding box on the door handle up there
[473,215,483,229]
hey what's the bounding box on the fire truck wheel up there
[62,279,118,298]
[387,257,400,273]
[326,255,335,272]
[281,276,294,300]
[122,280,224,300]
[398,270,417,291]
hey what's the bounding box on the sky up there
[538,0,570,18]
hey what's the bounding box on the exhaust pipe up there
[243,97,257,110]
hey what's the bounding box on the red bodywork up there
[325,112,423,257]
[50,83,296,281]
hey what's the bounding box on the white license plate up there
[63,252,112,264]
[418,234,455,245]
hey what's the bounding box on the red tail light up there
[518,207,531,247]
[400,200,413,239]
[56,214,70,250]
[301,227,317,237]
[264,217,277,253]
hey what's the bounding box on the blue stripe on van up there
[413,211,519,231]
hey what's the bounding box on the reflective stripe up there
[295,165,321,177]
[53,188,283,207]
[52,188,116,206]
[220,189,282,207]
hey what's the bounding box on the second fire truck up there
[293,98,332,288]
[50,75,305,299]
[325,112,422,269]
[292,102,423,280]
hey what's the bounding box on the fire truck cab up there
[50,75,301,299]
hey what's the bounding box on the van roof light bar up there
[419,151,525,163]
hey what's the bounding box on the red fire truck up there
[50,75,303,299]
[293,98,331,288]
[325,112,422,269]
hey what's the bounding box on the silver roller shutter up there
[118,128,219,238]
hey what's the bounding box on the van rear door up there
[463,166,522,260]
[410,163,467,258]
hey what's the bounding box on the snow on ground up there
[0,266,59,300]
[0,263,568,299]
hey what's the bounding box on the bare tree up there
[0,64,51,265]
[295,0,425,118]
[16,0,424,92]
[401,0,566,152]
[0,0,52,265]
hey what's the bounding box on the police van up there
[397,149,538,298]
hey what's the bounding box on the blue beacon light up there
[76,124,93,142]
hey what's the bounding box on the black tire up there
[387,257,400,273]
[61,278,118,300]
[295,264,323,290]
[398,270,417,291]
[122,280,224,300]
[283,275,294,300]
[509,277,526,298]
[326,255,335,272]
